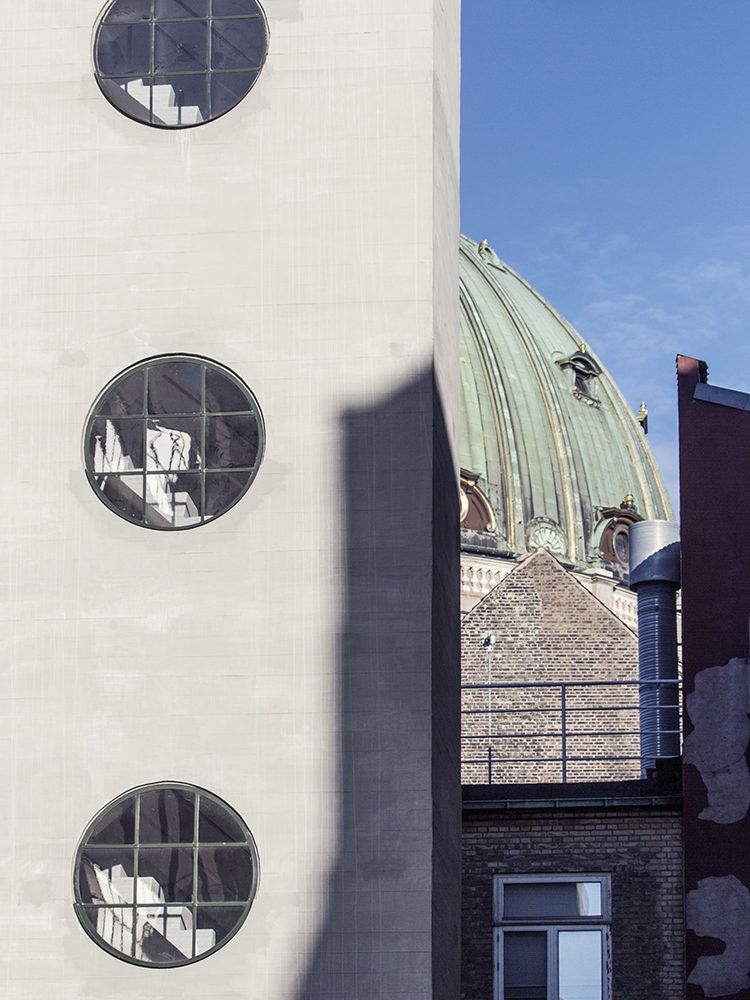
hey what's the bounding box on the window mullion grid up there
[550,927,559,1000]
[149,1,156,124]
[142,368,149,524]
[192,791,200,958]
[132,792,142,959]
[207,0,213,120]
[200,365,207,522]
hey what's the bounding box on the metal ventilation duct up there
[628,520,681,775]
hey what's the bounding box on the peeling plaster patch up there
[683,658,750,823]
[686,876,750,996]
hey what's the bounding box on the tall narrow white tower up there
[0,2,460,998]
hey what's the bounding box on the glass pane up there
[211,70,258,116]
[96,474,146,524]
[155,0,209,16]
[505,882,602,919]
[205,415,258,468]
[139,787,195,843]
[104,0,152,22]
[197,846,254,902]
[86,798,136,845]
[97,23,152,76]
[152,74,207,125]
[96,369,145,416]
[154,21,208,72]
[90,418,145,473]
[504,931,547,1000]
[558,931,602,1000]
[146,418,201,471]
[97,77,153,124]
[79,849,136,905]
[147,361,202,413]
[81,906,135,957]
[138,847,194,902]
[198,796,246,843]
[211,18,262,69]
[204,471,251,517]
[135,905,193,962]
[213,0,262,15]
[204,368,252,412]
[194,905,245,953]
[145,471,202,526]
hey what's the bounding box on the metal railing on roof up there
[461,678,681,785]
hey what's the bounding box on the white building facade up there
[0,3,460,998]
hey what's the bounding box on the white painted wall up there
[0,2,460,998]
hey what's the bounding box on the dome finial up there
[621,491,636,510]
[636,401,648,434]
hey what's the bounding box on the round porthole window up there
[93,0,269,129]
[73,783,260,967]
[84,355,265,529]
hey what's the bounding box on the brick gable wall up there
[462,549,639,783]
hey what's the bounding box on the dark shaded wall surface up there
[293,369,460,1000]
[678,355,750,998]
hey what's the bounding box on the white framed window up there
[493,874,612,1000]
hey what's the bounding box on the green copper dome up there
[459,233,673,577]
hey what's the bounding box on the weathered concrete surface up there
[686,876,750,997]
[683,658,750,824]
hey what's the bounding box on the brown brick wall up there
[462,549,640,783]
[462,805,684,999]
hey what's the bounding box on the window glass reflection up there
[87,799,135,845]
[139,787,195,843]
[97,23,151,75]
[503,931,546,1000]
[505,881,602,919]
[94,0,268,128]
[82,906,134,958]
[104,0,151,21]
[85,357,264,529]
[147,362,202,414]
[197,846,254,901]
[204,471,251,516]
[154,21,208,73]
[139,848,194,902]
[558,930,602,1000]
[155,0,209,16]
[146,418,201,471]
[199,795,246,843]
[75,784,259,966]
[205,414,258,468]
[79,849,135,905]
[90,418,144,474]
[195,905,245,952]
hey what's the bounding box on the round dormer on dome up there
[459,234,673,579]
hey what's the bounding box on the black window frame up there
[73,781,261,968]
[83,353,266,531]
[93,0,269,129]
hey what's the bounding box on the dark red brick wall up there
[677,355,750,996]
[462,805,684,1000]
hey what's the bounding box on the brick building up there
[461,781,684,1000]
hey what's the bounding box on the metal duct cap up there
[629,520,680,589]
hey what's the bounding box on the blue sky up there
[461,1,750,510]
